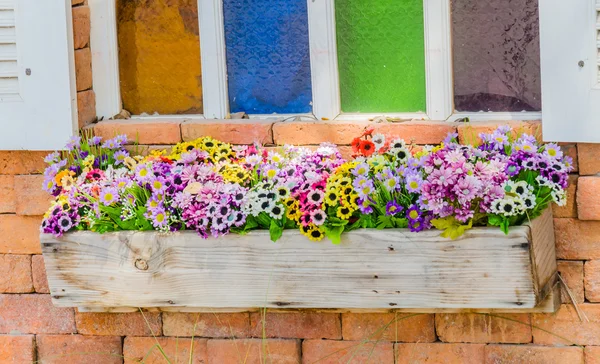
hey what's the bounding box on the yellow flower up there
[83,155,95,168]
[183,182,202,195]
[307,226,325,241]
[124,156,137,170]
[336,204,355,220]
[54,170,74,187]
[324,189,340,206]
[60,175,76,191]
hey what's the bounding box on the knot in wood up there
[134,258,149,271]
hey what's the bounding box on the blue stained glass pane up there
[223,0,313,114]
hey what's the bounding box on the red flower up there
[359,140,375,157]
[362,126,375,137]
[351,137,362,152]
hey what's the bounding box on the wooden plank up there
[75,284,560,314]
[41,224,542,310]
[528,207,558,303]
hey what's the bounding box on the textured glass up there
[452,0,541,112]
[336,0,426,113]
[117,0,203,115]
[223,0,312,114]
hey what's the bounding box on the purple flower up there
[65,135,81,151]
[150,207,168,228]
[385,201,403,216]
[357,198,373,214]
[99,187,119,206]
[406,205,421,222]
[89,136,102,146]
[405,174,423,193]
[57,215,73,231]
[44,151,60,164]
[113,150,129,165]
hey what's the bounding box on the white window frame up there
[89,0,542,122]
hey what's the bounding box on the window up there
[90,0,544,121]
[539,0,600,142]
[0,0,77,150]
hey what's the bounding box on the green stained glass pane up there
[335,0,426,113]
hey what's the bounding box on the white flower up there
[268,204,284,219]
[552,190,567,206]
[372,133,386,151]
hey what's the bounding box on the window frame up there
[89,0,542,122]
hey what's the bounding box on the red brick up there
[585,260,600,302]
[0,215,43,254]
[371,120,457,145]
[273,121,369,145]
[14,175,52,216]
[0,175,15,213]
[532,304,600,345]
[557,260,584,304]
[485,344,583,364]
[302,339,394,364]
[182,120,274,144]
[72,6,90,49]
[124,337,206,364]
[75,48,92,91]
[76,312,162,336]
[578,143,600,175]
[249,312,340,340]
[93,120,182,145]
[0,255,33,293]
[0,335,34,363]
[77,90,96,128]
[342,313,436,342]
[163,312,249,338]
[435,313,532,344]
[553,175,577,218]
[207,339,300,364]
[457,120,541,145]
[0,294,75,334]
[578,177,600,220]
[37,335,122,364]
[554,218,600,260]
[586,346,600,364]
[32,255,50,293]
[395,343,485,364]
[0,151,49,175]
[560,143,579,173]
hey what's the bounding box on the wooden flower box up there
[40,209,559,313]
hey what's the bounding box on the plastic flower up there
[99,187,119,206]
[406,205,421,221]
[310,209,326,226]
[385,201,403,216]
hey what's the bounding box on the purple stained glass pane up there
[223,0,312,114]
[452,0,542,112]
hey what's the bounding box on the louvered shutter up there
[0,0,76,150]
[539,0,600,142]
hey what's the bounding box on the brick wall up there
[1,4,599,364]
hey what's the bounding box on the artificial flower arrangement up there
[40,126,572,242]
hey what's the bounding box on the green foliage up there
[431,216,473,239]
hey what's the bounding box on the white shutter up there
[539,0,600,143]
[0,0,76,150]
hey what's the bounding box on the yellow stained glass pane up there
[117,0,203,115]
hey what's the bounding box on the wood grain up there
[40,213,557,312]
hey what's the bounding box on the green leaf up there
[432,217,473,240]
[269,220,283,242]
[323,225,344,245]
[487,214,503,227]
[376,215,393,230]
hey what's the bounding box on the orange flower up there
[54,170,74,186]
